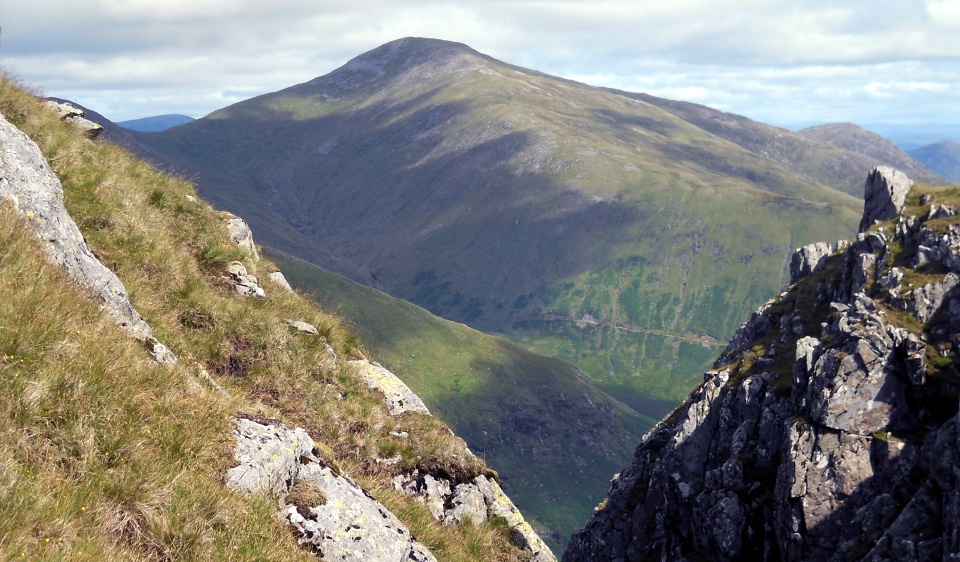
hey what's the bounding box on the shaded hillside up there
[618,92,944,194]
[267,249,651,550]
[800,122,943,184]
[909,140,960,182]
[122,37,861,415]
[565,169,960,561]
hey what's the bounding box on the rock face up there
[394,471,558,561]
[268,270,295,293]
[564,169,960,562]
[859,166,913,232]
[0,111,176,366]
[43,100,104,138]
[348,359,431,416]
[224,213,260,261]
[226,418,437,562]
[224,261,265,297]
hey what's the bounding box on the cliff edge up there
[564,168,960,561]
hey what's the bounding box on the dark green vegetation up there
[797,122,944,186]
[909,141,960,182]
[267,249,651,551]
[127,37,865,415]
[0,77,529,561]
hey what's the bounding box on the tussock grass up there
[0,74,528,560]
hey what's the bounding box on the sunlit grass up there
[0,74,528,560]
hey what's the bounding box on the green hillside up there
[0,76,530,561]
[266,249,650,550]
[134,38,861,414]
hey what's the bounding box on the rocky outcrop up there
[224,213,260,262]
[394,471,557,561]
[789,241,835,284]
[268,270,295,293]
[43,100,103,138]
[565,169,960,562]
[348,359,431,416]
[226,418,437,562]
[224,261,265,297]
[0,111,176,366]
[859,166,913,232]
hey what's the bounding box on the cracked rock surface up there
[226,418,437,562]
[564,169,960,562]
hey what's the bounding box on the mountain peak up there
[314,37,486,89]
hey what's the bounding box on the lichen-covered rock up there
[224,261,265,298]
[565,169,960,562]
[0,111,175,366]
[226,418,315,499]
[287,462,437,562]
[268,270,295,293]
[286,319,319,335]
[42,100,103,138]
[226,418,438,562]
[444,482,487,525]
[392,470,557,560]
[348,360,430,416]
[224,213,260,262]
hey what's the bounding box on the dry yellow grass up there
[0,74,528,561]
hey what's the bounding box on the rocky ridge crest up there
[564,167,960,561]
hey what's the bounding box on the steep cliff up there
[564,167,960,561]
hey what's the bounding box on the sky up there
[1,0,958,133]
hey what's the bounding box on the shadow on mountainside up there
[141,93,651,332]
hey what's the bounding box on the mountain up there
[799,122,944,185]
[264,248,650,550]
[909,140,960,182]
[2,76,546,561]
[615,94,945,196]
[123,37,864,422]
[862,122,960,149]
[564,168,960,561]
[117,113,195,132]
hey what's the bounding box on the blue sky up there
[1,0,958,131]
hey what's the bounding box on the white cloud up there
[0,0,957,126]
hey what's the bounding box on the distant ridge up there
[909,140,960,182]
[799,122,944,185]
[118,113,195,132]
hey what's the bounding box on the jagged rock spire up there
[859,166,913,233]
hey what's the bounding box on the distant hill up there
[909,140,960,182]
[117,113,195,132]
[798,122,944,185]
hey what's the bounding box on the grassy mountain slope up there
[266,248,652,549]
[799,122,943,185]
[909,140,960,182]
[619,92,945,194]
[0,76,529,561]
[131,37,862,414]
